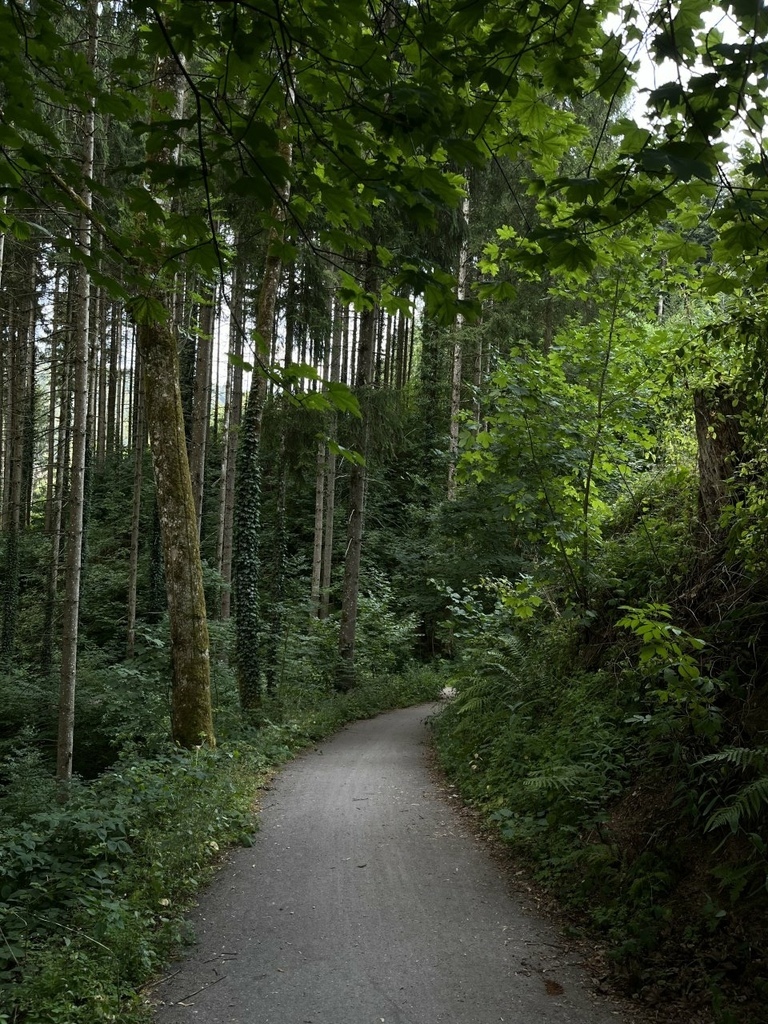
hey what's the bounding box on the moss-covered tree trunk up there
[694,385,745,541]
[137,320,214,747]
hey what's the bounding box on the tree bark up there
[138,320,214,746]
[129,46,214,747]
[57,0,98,786]
[40,310,72,677]
[447,191,470,500]
[234,137,291,710]
[337,257,376,689]
[694,385,744,541]
[310,440,326,617]
[127,356,146,658]
[218,253,244,618]
[190,283,215,536]
[105,302,119,458]
[319,295,343,619]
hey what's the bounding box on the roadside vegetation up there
[4,1,768,1023]
[432,462,768,1024]
[1,603,438,1023]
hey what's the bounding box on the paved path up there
[152,705,628,1024]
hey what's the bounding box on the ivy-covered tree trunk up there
[234,376,264,709]
[266,410,288,694]
[234,140,291,710]
[137,319,214,746]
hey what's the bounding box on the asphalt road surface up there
[152,704,628,1024]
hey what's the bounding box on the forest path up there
[151,704,628,1024]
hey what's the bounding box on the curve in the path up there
[152,704,627,1024]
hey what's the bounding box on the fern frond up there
[523,764,588,793]
[698,747,768,771]
[706,776,768,833]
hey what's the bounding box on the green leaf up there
[327,439,366,466]
[326,381,362,418]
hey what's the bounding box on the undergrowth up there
[431,468,768,1024]
[0,646,440,1024]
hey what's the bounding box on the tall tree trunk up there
[41,338,71,678]
[319,294,343,620]
[447,192,471,500]
[310,439,326,617]
[319,445,337,620]
[57,0,98,786]
[190,283,214,536]
[337,257,376,689]
[127,356,146,657]
[218,253,244,619]
[1,245,33,661]
[95,286,109,468]
[105,302,119,458]
[22,283,37,527]
[126,46,214,747]
[44,267,63,534]
[266,407,288,694]
[233,138,291,710]
[138,320,213,745]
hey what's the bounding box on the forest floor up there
[148,704,646,1024]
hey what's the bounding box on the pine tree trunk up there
[310,440,326,617]
[40,321,71,677]
[319,446,337,620]
[190,283,214,536]
[95,286,109,468]
[319,295,343,619]
[22,285,37,527]
[2,247,32,661]
[218,254,244,619]
[44,267,63,534]
[105,302,119,458]
[447,192,470,500]
[57,1,98,784]
[336,257,376,689]
[127,357,145,657]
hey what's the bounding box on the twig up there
[174,973,227,1003]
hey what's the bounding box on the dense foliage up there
[4,0,768,1021]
